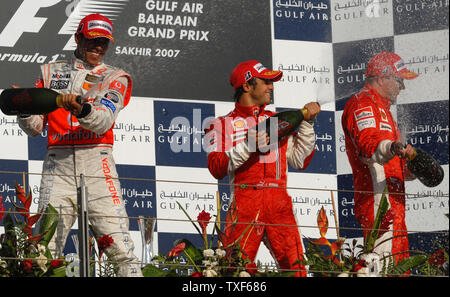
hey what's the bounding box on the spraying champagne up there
[257,108,309,142]
[406,147,444,188]
[249,102,320,150]
[392,141,444,188]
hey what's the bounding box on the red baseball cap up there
[230,60,283,89]
[77,13,114,42]
[366,51,418,79]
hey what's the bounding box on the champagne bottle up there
[258,108,308,142]
[0,88,81,115]
[406,148,444,188]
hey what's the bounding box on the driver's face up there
[76,35,110,66]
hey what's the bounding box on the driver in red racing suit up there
[205,60,320,277]
[17,13,142,276]
[342,52,418,266]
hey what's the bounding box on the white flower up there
[202,260,211,266]
[37,244,46,254]
[239,271,251,277]
[337,272,350,277]
[36,253,48,273]
[203,249,215,258]
[203,268,218,277]
[215,248,226,258]
[0,259,7,269]
[360,253,381,277]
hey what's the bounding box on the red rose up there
[50,259,63,268]
[190,272,202,277]
[98,235,114,251]
[197,211,211,232]
[429,249,446,266]
[352,260,367,272]
[98,235,114,259]
[23,259,33,274]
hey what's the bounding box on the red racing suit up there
[342,83,409,264]
[18,58,142,276]
[205,102,316,277]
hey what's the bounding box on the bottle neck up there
[406,149,418,161]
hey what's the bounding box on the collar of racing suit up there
[72,57,103,71]
[234,102,267,118]
[362,83,392,110]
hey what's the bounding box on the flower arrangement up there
[142,201,268,277]
[1,183,447,277]
[143,202,299,277]
[0,183,120,277]
[0,183,64,277]
[302,188,449,277]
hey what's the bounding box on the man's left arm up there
[287,121,316,170]
[77,76,130,135]
[287,102,320,170]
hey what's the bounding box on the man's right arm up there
[18,114,47,137]
[205,118,251,180]
[344,97,396,165]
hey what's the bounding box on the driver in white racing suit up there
[17,13,142,277]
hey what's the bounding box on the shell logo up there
[233,119,246,129]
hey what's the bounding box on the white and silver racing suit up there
[18,58,142,277]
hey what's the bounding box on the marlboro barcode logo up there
[354,106,374,121]
[253,63,267,73]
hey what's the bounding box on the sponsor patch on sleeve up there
[380,122,392,132]
[204,130,217,153]
[356,118,376,131]
[100,98,116,113]
[108,80,126,95]
[354,106,374,121]
[103,91,120,103]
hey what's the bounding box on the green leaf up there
[173,238,203,272]
[365,186,389,252]
[176,202,203,237]
[390,254,428,276]
[3,211,15,233]
[36,204,59,252]
[49,266,67,277]
[141,264,168,277]
[0,212,18,260]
